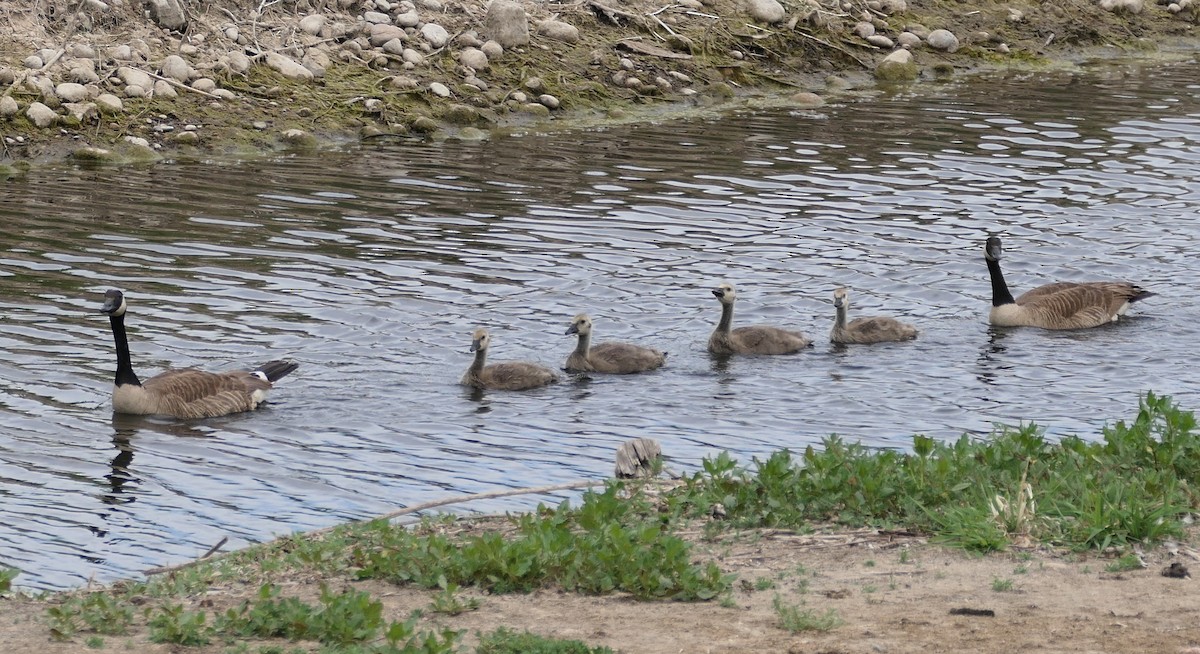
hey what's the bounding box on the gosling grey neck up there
[716,301,734,334]
[572,331,592,358]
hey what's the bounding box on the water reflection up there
[1,59,1200,588]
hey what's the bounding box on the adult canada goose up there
[707,282,812,355]
[984,236,1155,329]
[99,289,298,419]
[461,327,559,390]
[830,287,918,344]
[564,314,667,374]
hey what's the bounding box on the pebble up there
[538,20,580,43]
[429,81,451,97]
[419,0,442,10]
[23,55,44,70]
[790,91,824,107]
[0,96,19,117]
[109,45,133,60]
[420,23,449,48]
[212,88,236,99]
[456,32,484,48]
[854,21,875,38]
[464,75,487,90]
[383,38,407,55]
[191,78,216,92]
[54,82,89,102]
[0,68,15,85]
[509,90,528,103]
[481,40,503,59]
[117,66,153,89]
[867,34,894,48]
[95,93,123,113]
[460,47,488,70]
[364,10,391,24]
[746,0,785,23]
[226,51,252,74]
[389,75,419,88]
[26,102,57,127]
[620,57,635,70]
[299,14,326,35]
[179,44,198,56]
[897,32,921,48]
[668,70,691,84]
[875,48,917,81]
[151,80,176,98]
[485,1,529,48]
[402,48,425,65]
[926,29,959,52]
[160,54,190,81]
[62,102,98,123]
[252,120,268,129]
[369,24,407,47]
[524,76,544,92]
[538,93,559,109]
[395,10,420,27]
[71,44,96,58]
[174,131,200,144]
[124,84,147,97]
[265,52,313,80]
[520,102,550,117]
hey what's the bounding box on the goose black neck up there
[987,257,1015,307]
[717,302,733,334]
[109,314,142,387]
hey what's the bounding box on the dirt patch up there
[4,521,1200,653]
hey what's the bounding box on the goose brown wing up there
[589,342,665,373]
[1022,283,1142,329]
[142,369,270,417]
[731,326,810,354]
[1015,282,1080,304]
[480,362,558,390]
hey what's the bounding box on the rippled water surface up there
[4,58,1200,588]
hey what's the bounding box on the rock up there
[509,90,527,103]
[0,96,19,118]
[402,48,425,65]
[443,103,478,124]
[191,78,216,92]
[429,81,451,97]
[524,76,544,92]
[866,34,894,48]
[878,0,906,13]
[1100,0,1143,11]
[124,84,147,98]
[456,32,484,47]
[71,44,96,58]
[226,51,252,74]
[179,44,198,56]
[23,55,44,70]
[825,75,852,90]
[364,10,391,23]
[537,20,580,43]
[420,23,450,48]
[95,93,123,113]
[668,70,692,84]
[520,102,550,117]
[212,88,236,99]
[160,54,190,82]
[875,48,917,81]
[117,66,153,90]
[897,31,921,48]
[996,42,1010,54]
[0,68,15,85]
[411,115,438,133]
[538,93,560,109]
[926,29,959,52]
[465,75,488,90]
[363,98,384,113]
[746,0,785,23]
[174,131,200,145]
[109,44,133,60]
[459,47,489,70]
[904,23,930,39]
[383,38,407,55]
[299,14,326,35]
[420,0,442,10]
[789,91,824,107]
[485,1,529,48]
[145,0,187,30]
[265,52,314,80]
[25,102,57,128]
[389,75,419,88]
[62,102,98,122]
[396,10,420,27]
[481,40,503,59]
[456,126,488,141]
[281,128,317,148]
[54,82,89,102]
[853,21,875,38]
[1007,8,1024,22]
[369,24,407,47]
[69,66,101,84]
[71,146,115,161]
[301,55,327,78]
[154,79,178,98]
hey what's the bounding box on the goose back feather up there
[985,236,1154,330]
[100,289,298,419]
[830,287,918,344]
[461,327,559,390]
[707,283,812,355]
[564,314,666,374]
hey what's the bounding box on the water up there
[3,57,1200,589]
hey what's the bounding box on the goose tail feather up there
[255,360,300,383]
[1130,289,1156,304]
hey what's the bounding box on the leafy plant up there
[477,627,614,654]
[148,603,212,645]
[772,596,841,633]
[990,578,1014,592]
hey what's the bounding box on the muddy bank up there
[0,0,1198,164]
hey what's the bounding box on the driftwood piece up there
[615,437,662,478]
[616,39,692,59]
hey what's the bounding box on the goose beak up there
[469,339,482,353]
[711,289,724,299]
[565,324,579,335]
[99,297,120,314]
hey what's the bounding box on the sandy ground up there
[3,524,1200,653]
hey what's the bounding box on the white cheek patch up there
[251,371,268,382]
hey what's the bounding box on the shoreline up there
[1,0,1199,167]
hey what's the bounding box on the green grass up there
[990,578,1014,592]
[772,595,842,633]
[753,577,775,591]
[1105,554,1145,573]
[0,567,18,592]
[476,627,614,654]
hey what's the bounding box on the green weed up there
[1105,554,1144,573]
[476,627,614,653]
[147,603,212,645]
[0,567,17,592]
[772,595,842,633]
[990,578,1014,592]
[429,580,480,615]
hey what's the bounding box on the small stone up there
[55,82,89,102]
[420,23,450,48]
[538,93,559,109]
[280,128,317,148]
[926,29,959,52]
[853,21,875,38]
[996,42,1010,54]
[369,24,408,47]
[420,0,442,9]
[897,32,921,48]
[484,0,529,48]
[155,80,177,98]
[252,120,268,130]
[71,146,114,161]
[117,66,153,89]
[23,55,44,70]
[459,47,488,70]
[537,20,579,43]
[69,66,101,84]
[179,44,198,56]
[123,136,150,148]
[520,102,550,117]
[402,48,425,65]
[363,98,384,113]
[95,93,122,113]
[1099,0,1144,12]
[174,131,200,144]
[904,23,930,39]
[878,0,906,13]
[62,102,97,123]
[789,91,824,107]
[212,89,236,99]
[160,54,190,82]
[0,96,19,117]
[383,38,407,55]
[668,71,692,84]
[1007,8,1023,22]
[145,0,187,30]
[875,48,917,81]
[226,51,252,74]
[464,75,488,90]
[191,78,216,92]
[509,90,527,103]
[456,32,484,48]
[481,40,503,59]
[265,52,314,80]
[655,76,672,92]
[429,81,451,97]
[364,10,390,23]
[0,68,15,85]
[746,0,785,23]
[524,76,544,92]
[124,84,147,98]
[109,45,133,60]
[25,102,57,127]
[866,34,894,48]
[71,44,96,58]
[395,10,420,27]
[299,14,326,35]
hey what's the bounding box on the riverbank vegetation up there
[6,392,1199,653]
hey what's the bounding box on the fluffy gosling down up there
[984,236,1155,330]
[564,314,667,374]
[99,289,298,419]
[707,282,812,355]
[830,287,918,344]
[461,327,559,391]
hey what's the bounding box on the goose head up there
[565,314,593,337]
[712,282,737,306]
[985,236,1003,262]
[99,289,128,317]
[832,287,850,310]
[469,327,490,353]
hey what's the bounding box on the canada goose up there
[984,236,1155,329]
[830,287,918,344]
[99,289,298,419]
[461,327,559,390]
[564,314,667,374]
[707,283,812,355]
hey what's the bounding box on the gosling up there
[564,314,667,374]
[707,282,812,355]
[461,327,559,391]
[830,287,918,344]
